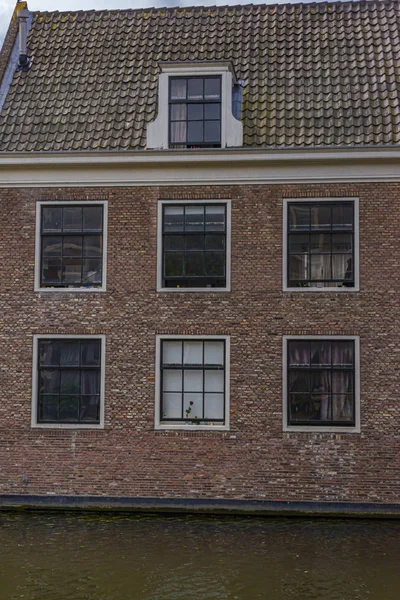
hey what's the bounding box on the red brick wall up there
[0,182,399,503]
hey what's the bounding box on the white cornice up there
[0,147,399,187]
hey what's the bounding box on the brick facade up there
[0,182,399,504]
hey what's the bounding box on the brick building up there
[0,1,400,515]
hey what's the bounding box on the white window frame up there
[157,199,231,293]
[283,335,360,433]
[283,197,359,292]
[31,334,106,429]
[34,200,108,293]
[155,334,230,431]
[147,61,243,149]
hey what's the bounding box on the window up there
[32,335,105,428]
[146,61,243,150]
[283,336,360,432]
[169,76,221,148]
[157,200,231,292]
[35,201,107,292]
[283,198,359,291]
[155,336,230,430]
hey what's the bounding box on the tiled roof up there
[0,1,400,152]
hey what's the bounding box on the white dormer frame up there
[147,61,243,150]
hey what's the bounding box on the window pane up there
[204,121,221,143]
[332,254,352,281]
[186,235,203,251]
[332,205,353,230]
[42,257,62,284]
[83,206,102,232]
[185,252,203,276]
[332,371,353,394]
[39,340,60,366]
[184,370,203,392]
[310,255,331,281]
[332,234,352,253]
[80,396,100,422]
[310,395,330,421]
[42,237,62,256]
[83,235,102,257]
[163,370,182,392]
[59,396,80,422]
[60,370,80,394]
[63,259,81,283]
[187,78,203,100]
[165,235,184,251]
[164,207,184,232]
[165,252,184,277]
[310,342,331,366]
[81,341,101,366]
[63,207,82,232]
[205,206,225,231]
[203,341,223,366]
[332,342,354,366]
[60,342,80,366]
[81,371,100,395]
[163,342,182,365]
[289,394,310,421]
[63,236,82,257]
[183,393,203,419]
[288,234,308,254]
[170,104,186,121]
[183,341,203,365]
[204,393,224,420]
[289,205,310,230]
[289,370,309,392]
[311,371,331,393]
[205,234,225,250]
[289,254,308,281]
[187,121,203,143]
[170,121,187,144]
[205,252,224,277]
[205,104,220,120]
[185,206,204,231]
[204,78,221,100]
[188,104,203,120]
[205,370,224,393]
[83,259,102,284]
[310,234,330,253]
[42,207,62,232]
[332,395,354,421]
[311,205,331,230]
[170,79,186,100]
[40,370,59,393]
[289,342,310,367]
[162,392,182,419]
[39,395,59,421]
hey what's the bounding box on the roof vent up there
[17,7,30,71]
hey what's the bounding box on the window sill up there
[156,423,229,431]
[35,286,106,293]
[31,423,104,430]
[284,286,359,293]
[157,286,230,293]
[284,425,360,434]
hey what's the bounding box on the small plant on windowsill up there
[185,401,200,425]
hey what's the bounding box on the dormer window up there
[147,61,243,150]
[169,76,222,148]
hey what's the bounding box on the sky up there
[0,0,354,48]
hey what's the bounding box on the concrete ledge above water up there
[1,495,400,518]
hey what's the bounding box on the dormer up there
[147,61,243,150]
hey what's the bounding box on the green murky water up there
[0,512,399,599]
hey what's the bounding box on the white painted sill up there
[284,286,359,293]
[284,425,360,434]
[31,423,104,430]
[157,287,230,293]
[156,424,229,431]
[35,286,106,293]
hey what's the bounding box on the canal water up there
[0,512,399,599]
